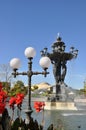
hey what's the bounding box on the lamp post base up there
[24,109,33,124]
[24,109,41,130]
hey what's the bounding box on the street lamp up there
[40,36,78,100]
[10,47,51,125]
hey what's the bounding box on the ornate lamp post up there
[10,47,51,125]
[40,35,78,100]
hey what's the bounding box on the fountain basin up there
[44,101,77,110]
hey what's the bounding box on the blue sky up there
[0,0,86,89]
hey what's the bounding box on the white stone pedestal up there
[44,101,77,110]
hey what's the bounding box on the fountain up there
[40,35,78,110]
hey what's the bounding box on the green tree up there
[2,82,11,93]
[32,85,38,91]
[9,80,27,96]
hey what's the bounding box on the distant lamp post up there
[10,47,51,123]
[40,35,78,100]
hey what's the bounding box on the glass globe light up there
[39,56,51,69]
[10,58,21,69]
[24,47,36,58]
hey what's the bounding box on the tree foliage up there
[31,85,38,91]
[9,80,27,97]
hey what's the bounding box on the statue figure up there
[61,61,67,83]
[52,59,67,100]
[53,60,67,83]
[52,60,61,83]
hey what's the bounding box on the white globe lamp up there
[24,47,36,58]
[10,58,21,69]
[39,56,51,69]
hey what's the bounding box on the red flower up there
[9,97,16,109]
[16,93,24,106]
[9,93,24,110]
[0,86,7,114]
[0,103,6,114]
[35,107,41,112]
[34,101,45,112]
[0,82,2,91]
[16,93,24,99]
[0,91,7,102]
